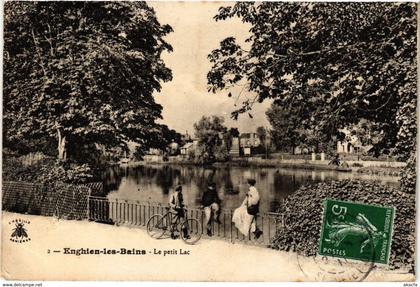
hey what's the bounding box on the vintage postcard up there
[1,1,417,282]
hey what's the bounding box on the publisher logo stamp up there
[319,199,395,265]
[9,218,31,243]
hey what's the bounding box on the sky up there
[150,2,271,135]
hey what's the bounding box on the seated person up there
[201,182,221,236]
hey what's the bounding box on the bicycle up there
[146,206,203,245]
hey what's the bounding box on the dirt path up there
[1,212,414,281]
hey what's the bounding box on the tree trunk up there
[57,128,67,161]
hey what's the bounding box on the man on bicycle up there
[169,185,185,216]
[168,185,188,239]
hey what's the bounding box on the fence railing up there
[3,181,90,220]
[88,196,285,246]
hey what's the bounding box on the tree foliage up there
[347,119,384,148]
[4,2,173,163]
[146,124,183,149]
[208,2,416,160]
[255,126,267,143]
[266,104,308,153]
[224,127,240,152]
[267,102,347,154]
[134,124,183,159]
[193,116,229,163]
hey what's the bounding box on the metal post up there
[124,201,127,223]
[100,199,104,222]
[143,203,146,226]
[223,212,226,238]
[149,202,151,225]
[86,197,91,220]
[95,199,98,221]
[102,199,105,221]
[110,201,114,222]
[231,213,235,240]
[95,199,99,221]
[87,197,91,220]
[131,203,134,225]
[118,200,122,224]
[99,199,103,221]
[217,212,220,236]
[201,209,204,235]
[135,203,138,225]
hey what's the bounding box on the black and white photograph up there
[1,1,417,282]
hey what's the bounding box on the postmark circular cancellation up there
[296,250,375,281]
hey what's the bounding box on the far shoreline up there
[116,158,404,177]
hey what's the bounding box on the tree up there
[224,127,240,152]
[256,126,266,144]
[132,124,182,159]
[266,104,309,154]
[193,116,228,163]
[228,127,240,138]
[4,2,173,163]
[254,126,269,155]
[148,124,182,154]
[208,2,416,191]
[266,102,342,155]
[347,119,383,148]
[148,124,182,149]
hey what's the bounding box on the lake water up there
[103,164,399,213]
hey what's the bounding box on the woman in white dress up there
[232,179,263,239]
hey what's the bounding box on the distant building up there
[337,140,364,154]
[293,146,312,155]
[181,131,192,143]
[243,147,252,156]
[229,137,240,157]
[237,133,261,156]
[180,142,194,155]
[168,141,179,150]
[239,133,261,148]
[180,140,199,157]
[147,148,163,155]
[336,129,372,154]
[168,141,179,155]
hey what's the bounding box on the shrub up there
[400,152,416,194]
[3,156,94,184]
[271,180,415,273]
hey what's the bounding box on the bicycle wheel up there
[147,214,169,239]
[181,218,202,245]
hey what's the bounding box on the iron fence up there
[88,196,285,246]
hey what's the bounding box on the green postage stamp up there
[319,199,395,264]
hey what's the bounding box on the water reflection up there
[103,164,399,212]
